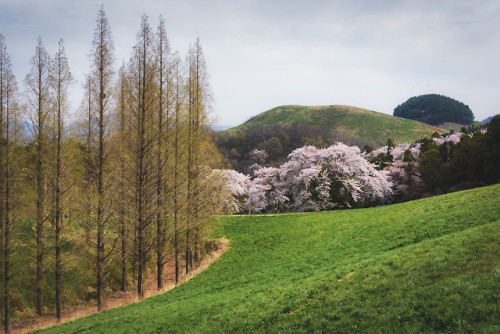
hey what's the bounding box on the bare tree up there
[0,32,20,334]
[82,75,94,245]
[127,14,157,299]
[89,6,115,311]
[0,35,5,330]
[154,16,171,290]
[171,52,184,284]
[185,38,212,270]
[116,64,130,292]
[25,36,52,316]
[50,39,72,323]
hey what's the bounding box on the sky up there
[1,0,499,126]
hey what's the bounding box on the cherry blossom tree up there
[433,132,463,145]
[213,169,250,213]
[248,167,288,212]
[247,143,392,213]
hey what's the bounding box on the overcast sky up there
[1,0,499,126]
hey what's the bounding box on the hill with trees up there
[394,94,474,126]
[216,105,445,172]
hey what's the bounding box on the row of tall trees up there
[0,8,222,332]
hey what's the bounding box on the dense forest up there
[394,94,474,125]
[416,116,500,194]
[0,8,224,332]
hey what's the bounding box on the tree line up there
[417,117,500,195]
[0,8,223,332]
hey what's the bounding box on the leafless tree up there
[89,6,115,311]
[24,36,52,316]
[50,39,72,322]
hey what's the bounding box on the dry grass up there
[337,271,355,282]
[12,238,230,334]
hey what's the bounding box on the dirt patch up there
[338,271,355,282]
[12,238,230,334]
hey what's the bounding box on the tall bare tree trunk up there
[172,53,182,284]
[128,14,157,300]
[25,37,51,317]
[52,39,72,323]
[1,33,19,334]
[155,17,170,290]
[90,6,115,312]
[0,33,6,331]
[117,65,128,292]
[185,38,213,268]
[85,77,92,246]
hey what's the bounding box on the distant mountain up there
[482,115,499,123]
[211,124,233,132]
[227,105,446,147]
[19,121,80,139]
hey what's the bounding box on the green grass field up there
[41,184,500,333]
[228,105,446,146]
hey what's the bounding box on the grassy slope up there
[42,185,500,333]
[230,105,447,146]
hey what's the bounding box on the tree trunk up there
[36,87,44,317]
[3,225,10,334]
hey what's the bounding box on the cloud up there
[1,0,499,125]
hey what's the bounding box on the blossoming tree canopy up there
[212,169,250,213]
[245,143,393,213]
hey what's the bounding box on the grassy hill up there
[229,105,446,146]
[42,184,500,333]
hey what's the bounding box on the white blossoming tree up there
[213,169,251,213]
[248,167,288,212]
[247,143,393,213]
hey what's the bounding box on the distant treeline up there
[417,115,500,195]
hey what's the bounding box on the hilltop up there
[216,105,446,171]
[42,184,500,333]
[230,105,445,147]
